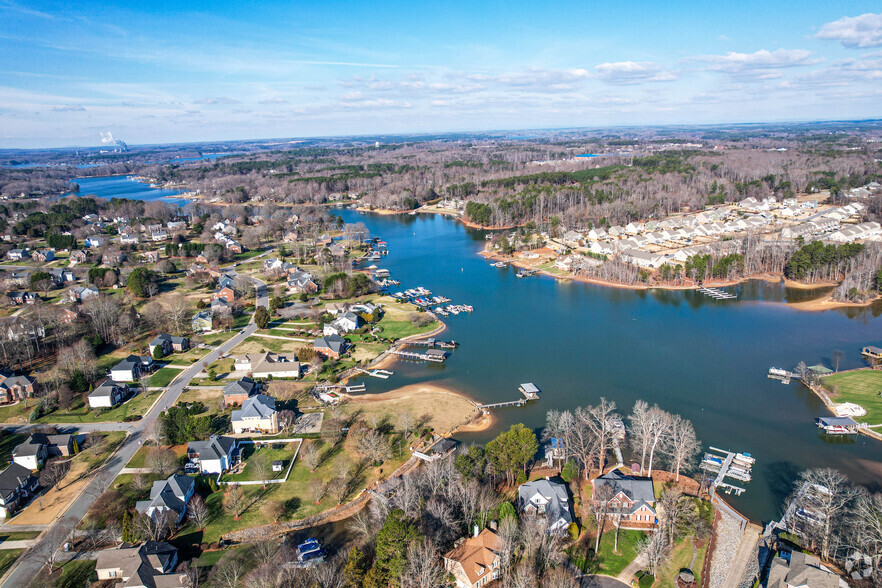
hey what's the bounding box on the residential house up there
[587,227,608,240]
[84,236,105,248]
[109,355,153,383]
[323,311,361,336]
[68,284,99,302]
[119,234,140,245]
[12,433,77,470]
[88,379,130,408]
[234,352,301,379]
[6,291,37,306]
[6,249,29,261]
[135,475,195,523]
[186,435,239,474]
[231,394,279,434]
[765,551,837,588]
[95,541,186,588]
[167,220,187,231]
[223,377,257,407]
[212,286,235,303]
[151,229,168,241]
[0,463,37,517]
[314,335,348,359]
[68,250,88,265]
[48,268,75,285]
[191,310,213,332]
[444,527,504,588]
[31,249,54,263]
[620,249,666,269]
[287,270,318,294]
[142,250,161,263]
[3,316,45,342]
[210,297,231,317]
[591,470,658,528]
[0,371,35,403]
[518,479,573,532]
[217,273,235,290]
[148,333,190,357]
[413,437,458,462]
[561,230,583,247]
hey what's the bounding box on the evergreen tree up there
[485,423,538,485]
[121,510,135,543]
[364,509,420,588]
[254,306,271,329]
[343,546,369,587]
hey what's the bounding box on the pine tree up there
[343,546,369,587]
[121,510,135,543]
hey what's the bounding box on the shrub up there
[567,522,580,541]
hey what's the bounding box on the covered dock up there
[816,416,860,435]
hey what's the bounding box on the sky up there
[1,1,881,148]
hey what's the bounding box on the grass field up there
[821,370,882,424]
[221,442,298,482]
[36,389,161,423]
[230,336,302,355]
[126,444,188,469]
[148,367,184,387]
[28,559,95,588]
[569,529,647,577]
[0,550,22,576]
[656,536,707,587]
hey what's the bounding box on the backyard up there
[221,440,299,482]
[821,369,882,424]
[656,535,708,587]
[568,528,647,577]
[148,366,184,388]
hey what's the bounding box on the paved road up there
[1,274,267,588]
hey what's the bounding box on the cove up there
[334,208,882,524]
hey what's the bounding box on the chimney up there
[545,476,550,481]
[473,524,479,538]
[489,520,498,532]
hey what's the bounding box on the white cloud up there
[192,97,241,105]
[52,104,85,112]
[689,49,818,77]
[258,97,286,104]
[593,61,677,85]
[816,13,882,48]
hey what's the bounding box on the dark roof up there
[817,416,858,427]
[594,470,656,511]
[314,335,346,354]
[187,435,237,461]
[232,394,277,420]
[428,437,458,455]
[0,463,34,494]
[223,377,255,397]
[518,479,573,527]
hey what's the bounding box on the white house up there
[136,475,195,523]
[186,435,238,475]
[88,380,130,408]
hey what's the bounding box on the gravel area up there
[708,510,744,588]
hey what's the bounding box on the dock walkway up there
[698,286,737,300]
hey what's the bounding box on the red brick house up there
[591,469,658,529]
[0,371,35,404]
[212,286,235,303]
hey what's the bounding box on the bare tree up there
[278,409,295,432]
[223,485,248,520]
[307,479,328,504]
[301,442,322,471]
[135,511,176,542]
[658,486,690,545]
[210,550,246,588]
[262,500,285,523]
[399,410,414,440]
[667,415,700,481]
[401,538,444,588]
[832,350,844,372]
[346,508,376,543]
[638,530,670,576]
[29,521,74,573]
[590,484,614,553]
[187,495,209,529]
[146,447,178,477]
[578,398,617,472]
[39,459,69,490]
[165,295,192,336]
[251,453,272,487]
[850,491,882,574]
[786,468,862,561]
[251,540,279,566]
[630,402,672,476]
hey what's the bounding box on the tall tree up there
[364,509,420,588]
[485,424,538,485]
[667,415,700,481]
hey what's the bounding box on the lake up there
[334,208,882,524]
[72,175,191,207]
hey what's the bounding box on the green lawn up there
[821,370,882,424]
[656,536,707,587]
[0,432,27,463]
[375,314,438,340]
[221,442,297,482]
[126,444,188,469]
[569,529,647,577]
[39,389,161,423]
[148,367,184,388]
[0,550,22,576]
[28,558,95,588]
[203,331,240,345]
[0,531,39,543]
[234,312,254,328]
[237,336,299,354]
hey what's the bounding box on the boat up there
[768,368,788,377]
[516,272,525,278]
[734,453,755,465]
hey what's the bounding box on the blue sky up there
[1,1,881,148]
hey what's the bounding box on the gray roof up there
[0,463,34,495]
[594,470,656,512]
[90,379,126,397]
[136,475,194,517]
[187,435,237,462]
[150,333,188,347]
[314,335,346,354]
[231,394,277,420]
[223,378,255,398]
[767,551,837,588]
[518,479,573,527]
[817,416,858,427]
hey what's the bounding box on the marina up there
[701,447,754,496]
[698,285,737,300]
[401,338,459,349]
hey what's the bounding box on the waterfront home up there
[191,310,213,332]
[0,463,37,518]
[109,355,153,383]
[0,371,35,404]
[621,248,666,269]
[231,394,279,434]
[765,551,837,588]
[88,379,131,408]
[148,333,190,357]
[243,352,300,379]
[518,478,573,533]
[444,527,504,588]
[313,334,347,359]
[413,437,458,462]
[323,311,361,336]
[186,435,238,474]
[136,475,195,523]
[591,469,658,528]
[223,377,257,406]
[6,249,29,261]
[12,433,77,470]
[95,541,185,588]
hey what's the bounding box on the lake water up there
[335,208,882,524]
[72,175,191,207]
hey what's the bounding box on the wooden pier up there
[768,367,799,385]
[401,338,459,349]
[390,348,446,362]
[355,368,393,379]
[700,446,752,496]
[478,383,541,410]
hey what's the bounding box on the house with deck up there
[109,356,153,383]
[518,479,573,533]
[313,335,348,359]
[591,469,658,528]
[95,541,186,588]
[231,394,279,434]
[186,435,239,474]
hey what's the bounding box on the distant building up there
[0,371,35,404]
[444,527,504,588]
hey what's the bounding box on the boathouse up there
[861,346,882,363]
[816,416,859,435]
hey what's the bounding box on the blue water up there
[72,175,191,207]
[335,208,882,523]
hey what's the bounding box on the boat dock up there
[768,367,799,384]
[401,338,459,349]
[390,348,446,362]
[355,368,394,379]
[700,446,754,496]
[698,286,737,300]
[479,383,541,410]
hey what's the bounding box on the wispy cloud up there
[193,97,241,105]
[687,49,818,78]
[594,61,677,85]
[816,13,882,48]
[52,104,85,112]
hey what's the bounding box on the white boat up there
[735,453,755,465]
